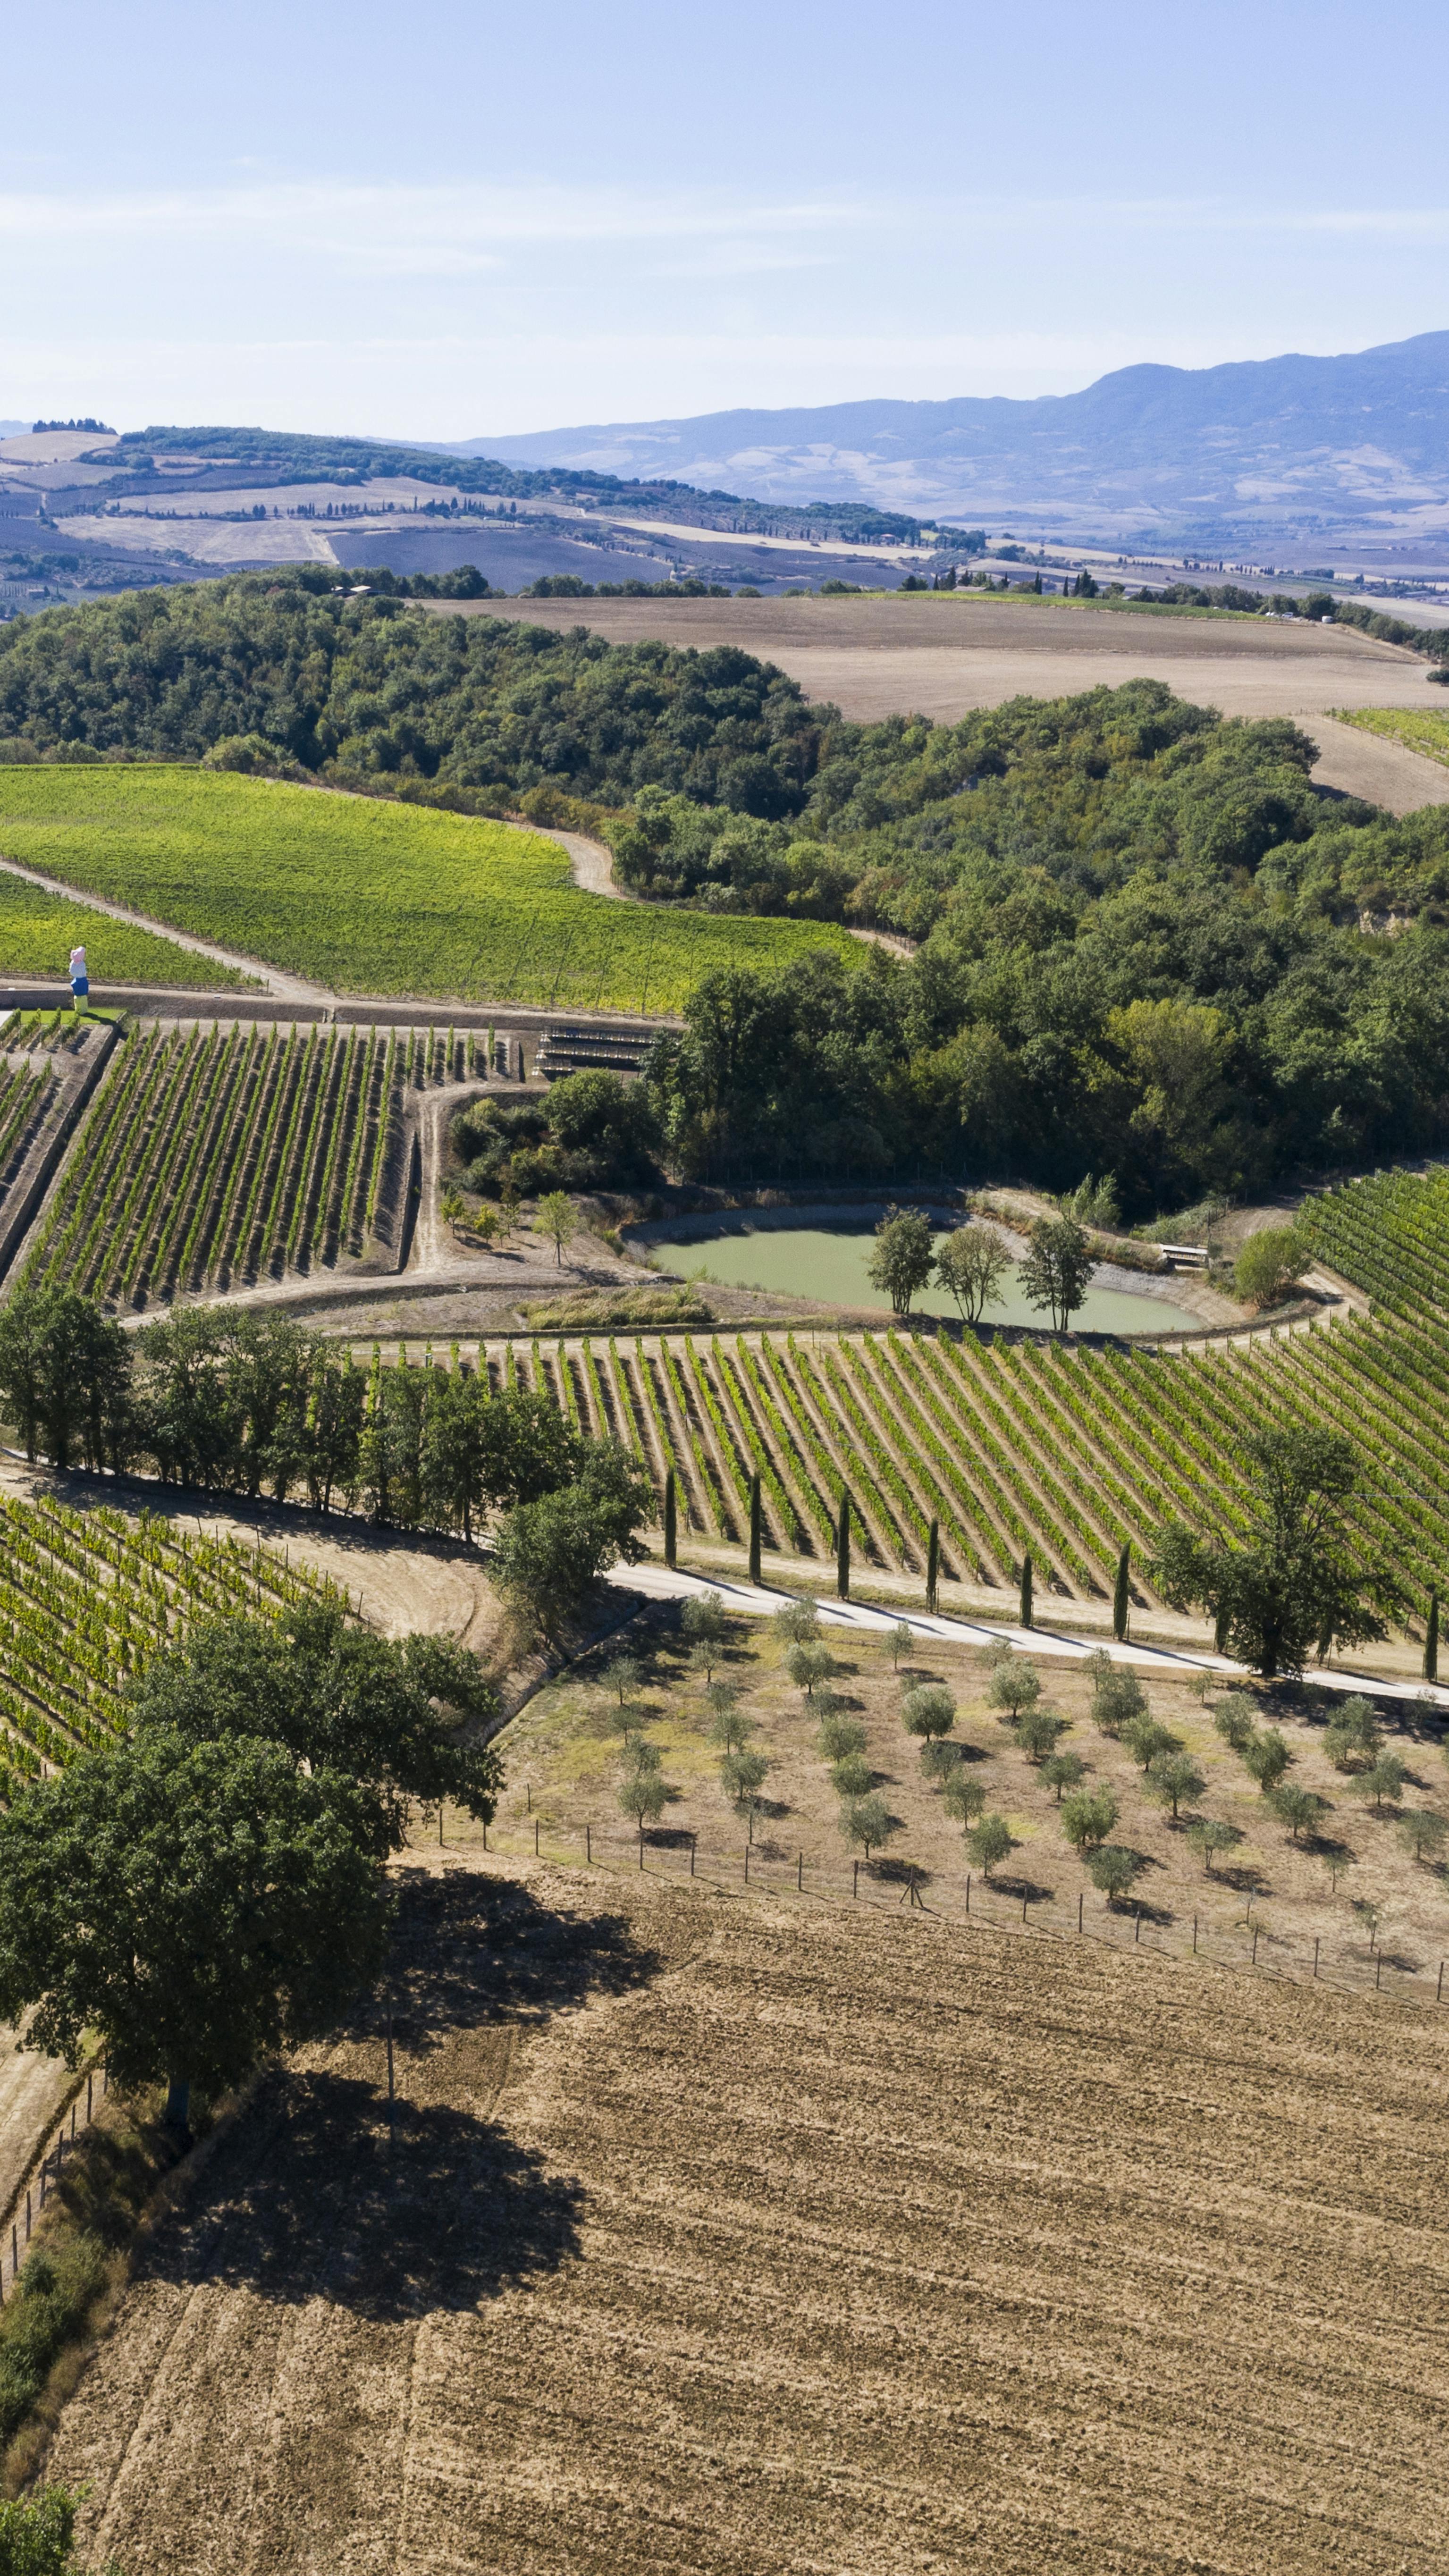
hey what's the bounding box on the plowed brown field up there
[49,1859,1449,2576]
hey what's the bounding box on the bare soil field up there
[48,1852,1449,2576]
[449,595,1449,812]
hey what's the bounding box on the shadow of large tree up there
[139,1873,663,2323]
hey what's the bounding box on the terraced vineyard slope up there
[0,1495,343,1794]
[19,1021,452,1306]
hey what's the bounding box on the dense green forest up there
[4,570,1449,1204]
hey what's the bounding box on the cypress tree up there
[748,1470,762,1587]
[837,1489,851,1600]
[1113,1542,1130,1642]
[1019,1551,1033,1629]
[1425,1588,1440,1684]
[926,1517,940,1615]
[663,1466,677,1570]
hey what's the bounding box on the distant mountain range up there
[459,332,1449,552]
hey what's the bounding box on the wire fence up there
[0,2063,107,2303]
[470,1815,1448,2014]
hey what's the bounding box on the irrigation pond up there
[646,1218,1203,1335]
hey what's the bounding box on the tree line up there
[0,1290,653,1643]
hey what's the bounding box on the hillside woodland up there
[4,572,1449,1200]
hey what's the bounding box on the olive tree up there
[1267,1783,1325,1844]
[966,1814,1013,1878]
[901,1683,956,1744]
[1061,1786,1119,1852]
[772,1597,820,1646]
[842,1794,895,1859]
[942,1772,987,1833]
[1123,1715,1180,1773]
[1360,1753,1406,1811]
[1087,1845,1139,1905]
[1185,1818,1241,1874]
[987,1658,1041,1722]
[1015,1708,1066,1764]
[786,1642,834,1699]
[1088,1661,1147,1738]
[831,1754,874,1799]
[1241,1728,1293,1795]
[1323,1696,1381,1772]
[1146,1751,1205,1819]
[882,1622,915,1671]
[681,1590,728,1650]
[1398,1810,1449,1864]
[819,1710,868,1761]
[1041,1750,1086,1802]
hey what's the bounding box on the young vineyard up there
[18,1020,474,1308]
[0,1494,343,1795]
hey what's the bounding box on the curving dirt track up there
[49,1857,1449,2576]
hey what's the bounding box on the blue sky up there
[3,0,1447,439]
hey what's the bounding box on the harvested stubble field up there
[47,1855,1449,2576]
[0,768,858,1011]
[461,592,1449,812]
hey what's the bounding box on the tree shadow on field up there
[137,1873,662,2323]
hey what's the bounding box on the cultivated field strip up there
[0,1497,343,1790]
[469,1314,1449,1608]
[51,1865,1449,2576]
[16,1022,479,1306]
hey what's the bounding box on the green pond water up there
[649,1223,1201,1336]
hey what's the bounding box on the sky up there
[3,0,1448,442]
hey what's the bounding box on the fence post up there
[1193,1914,1198,1955]
[853,1861,859,1900]
[1376,1953,1382,1990]
[86,2072,93,2123]
[1135,1907,1141,1944]
[1078,1892,1083,1934]
[25,2191,30,2241]
[439,1806,444,1848]
[965,1870,971,1915]
[586,1823,591,1864]
[744,1845,749,1885]
[1251,1926,1259,1967]
[1439,1959,1445,2004]
[691,1835,696,1877]
[797,1851,803,1891]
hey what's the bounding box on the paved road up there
[617,1561,1449,1709]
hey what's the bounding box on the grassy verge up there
[0,2084,190,2493]
[518,1284,713,1330]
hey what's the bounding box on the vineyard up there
[431,1311,1449,1616]
[0,767,860,1010]
[18,1020,470,1307]
[0,1493,342,1797]
[0,850,242,989]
